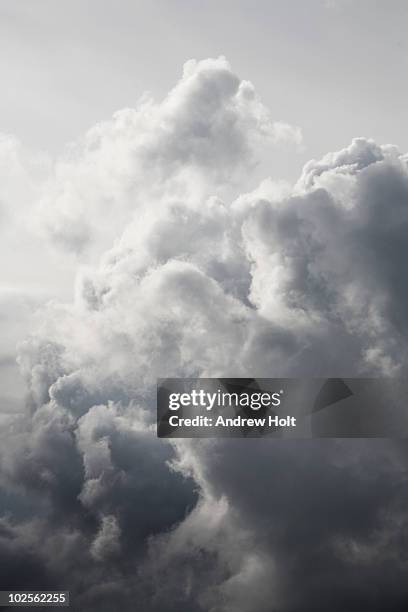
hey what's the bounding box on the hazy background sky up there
[1,0,408,182]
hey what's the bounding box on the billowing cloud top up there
[24,57,300,255]
[1,58,408,611]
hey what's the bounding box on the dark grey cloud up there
[172,439,408,612]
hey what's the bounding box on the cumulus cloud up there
[1,57,408,611]
[170,438,408,612]
[244,138,408,375]
[33,56,301,256]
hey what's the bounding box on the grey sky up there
[1,0,408,181]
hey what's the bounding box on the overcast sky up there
[1,0,408,179]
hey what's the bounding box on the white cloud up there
[33,57,302,257]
